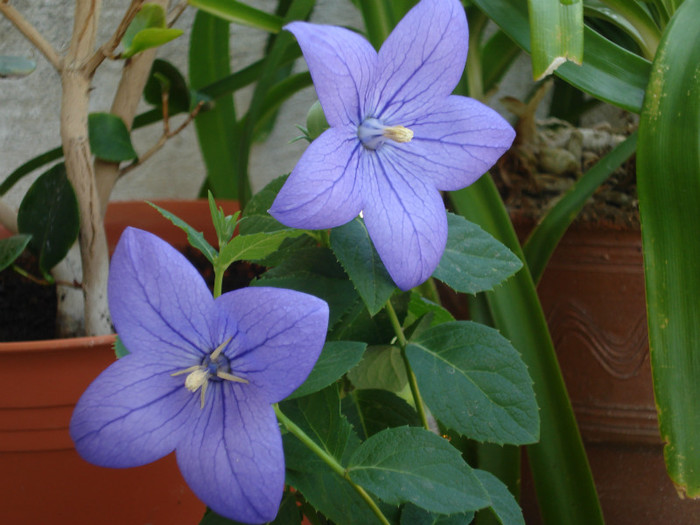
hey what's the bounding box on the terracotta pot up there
[519,224,700,524]
[0,199,239,524]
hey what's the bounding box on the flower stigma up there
[172,336,248,408]
[357,117,413,150]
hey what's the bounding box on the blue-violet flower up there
[269,0,515,290]
[70,227,329,524]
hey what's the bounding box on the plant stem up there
[384,299,430,431]
[273,405,391,525]
[213,262,224,299]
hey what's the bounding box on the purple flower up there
[70,228,329,524]
[269,0,515,290]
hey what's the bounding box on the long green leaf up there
[528,0,584,79]
[474,0,651,112]
[450,179,604,525]
[524,131,638,283]
[188,0,283,33]
[189,10,242,199]
[637,0,700,497]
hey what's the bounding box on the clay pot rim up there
[0,333,116,354]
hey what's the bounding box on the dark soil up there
[0,246,265,343]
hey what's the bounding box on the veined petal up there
[109,228,214,362]
[397,95,515,191]
[285,21,376,127]
[372,0,468,123]
[70,354,196,468]
[269,127,364,230]
[362,150,447,290]
[213,287,329,403]
[177,383,284,523]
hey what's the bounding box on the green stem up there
[384,299,430,431]
[213,262,224,299]
[273,405,391,525]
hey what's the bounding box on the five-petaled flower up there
[269,0,515,290]
[70,228,329,524]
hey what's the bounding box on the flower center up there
[172,337,248,408]
[357,117,414,150]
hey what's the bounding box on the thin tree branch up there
[167,0,188,27]
[85,0,146,74]
[0,0,63,71]
[119,100,204,177]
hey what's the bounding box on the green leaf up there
[238,214,292,235]
[122,3,182,59]
[199,493,301,524]
[188,0,284,33]
[343,389,421,440]
[406,321,539,444]
[122,28,183,59]
[400,503,474,525]
[474,0,651,112]
[433,213,522,294]
[305,100,329,141]
[330,218,396,315]
[527,0,584,79]
[0,55,36,78]
[347,345,408,395]
[637,0,700,497]
[218,229,304,266]
[347,427,490,514]
[287,341,367,400]
[113,335,130,358]
[405,292,455,329]
[0,235,32,272]
[148,202,218,263]
[207,191,237,245]
[88,113,138,162]
[17,163,79,275]
[144,59,191,114]
[0,147,63,196]
[474,469,525,525]
[189,10,242,199]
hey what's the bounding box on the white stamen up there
[217,370,249,384]
[382,125,414,143]
[185,368,209,392]
[210,336,233,360]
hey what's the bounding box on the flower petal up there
[285,21,377,127]
[70,353,196,468]
[109,227,215,362]
[269,127,364,230]
[362,149,447,290]
[397,95,515,191]
[372,0,468,123]
[176,383,284,523]
[213,287,329,403]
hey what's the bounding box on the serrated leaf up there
[148,202,218,263]
[330,218,396,315]
[347,427,490,514]
[219,229,304,266]
[238,214,293,235]
[406,321,539,445]
[17,163,79,274]
[287,341,367,400]
[343,389,421,440]
[207,191,237,245]
[474,469,525,525]
[347,345,408,395]
[0,235,32,272]
[405,292,455,329]
[88,113,138,162]
[199,492,301,524]
[243,174,288,217]
[400,503,474,525]
[433,213,522,294]
[144,59,191,114]
[113,335,130,358]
